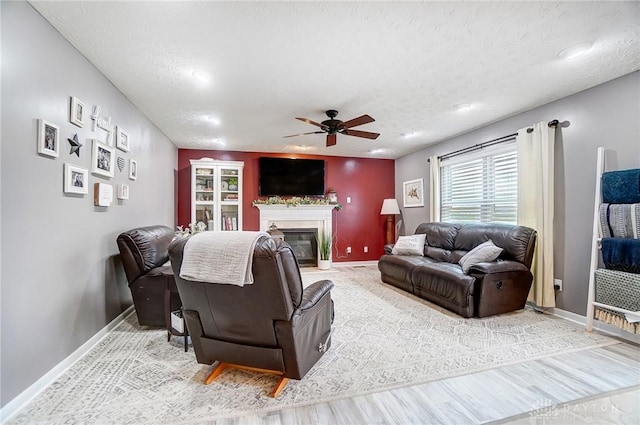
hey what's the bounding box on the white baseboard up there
[548,307,640,344]
[0,306,135,423]
[332,260,378,267]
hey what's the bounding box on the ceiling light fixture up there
[293,145,314,151]
[207,115,221,126]
[192,70,210,83]
[558,42,593,59]
[401,132,419,139]
[454,103,473,112]
[369,149,386,155]
[209,138,225,145]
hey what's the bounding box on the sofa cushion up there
[391,234,426,255]
[458,240,503,273]
[378,254,435,283]
[424,246,453,262]
[454,223,536,267]
[415,222,461,251]
[411,262,475,308]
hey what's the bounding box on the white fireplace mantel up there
[255,204,336,237]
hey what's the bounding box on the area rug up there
[8,265,618,424]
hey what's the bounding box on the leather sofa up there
[117,225,181,327]
[378,222,537,318]
[168,235,334,397]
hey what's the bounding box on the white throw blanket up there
[180,231,269,286]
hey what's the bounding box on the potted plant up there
[227,177,238,191]
[318,231,332,270]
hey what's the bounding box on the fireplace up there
[281,228,318,267]
[255,204,335,266]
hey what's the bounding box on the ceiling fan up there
[284,109,380,147]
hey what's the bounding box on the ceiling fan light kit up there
[284,109,380,147]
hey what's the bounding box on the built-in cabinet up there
[190,159,244,231]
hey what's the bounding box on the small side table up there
[162,269,189,352]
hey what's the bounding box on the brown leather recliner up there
[168,235,334,397]
[117,225,181,327]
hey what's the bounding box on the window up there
[440,143,517,224]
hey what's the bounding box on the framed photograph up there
[115,126,130,152]
[129,159,138,180]
[91,139,115,178]
[403,178,424,208]
[63,163,88,194]
[117,183,130,200]
[69,96,85,128]
[38,119,60,158]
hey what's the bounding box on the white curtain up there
[429,155,441,222]
[517,122,555,308]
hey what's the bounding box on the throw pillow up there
[391,234,426,256]
[458,240,503,273]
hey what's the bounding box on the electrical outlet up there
[346,246,352,254]
[346,196,352,203]
[554,279,563,291]
[364,246,368,253]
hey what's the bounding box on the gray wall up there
[395,71,640,316]
[1,2,177,406]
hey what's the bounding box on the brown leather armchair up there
[168,235,334,397]
[117,225,181,327]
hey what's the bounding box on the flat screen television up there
[259,157,325,196]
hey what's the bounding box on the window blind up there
[440,144,517,224]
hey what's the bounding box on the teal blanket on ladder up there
[601,168,640,203]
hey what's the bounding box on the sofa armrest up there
[384,244,394,255]
[468,260,529,274]
[299,279,334,311]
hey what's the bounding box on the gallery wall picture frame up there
[91,139,115,178]
[37,119,60,158]
[94,183,114,207]
[69,96,85,128]
[63,163,89,194]
[403,178,425,208]
[117,183,130,200]
[115,126,130,152]
[129,159,138,180]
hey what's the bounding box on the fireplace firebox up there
[281,228,318,267]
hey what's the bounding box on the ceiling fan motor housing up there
[321,119,345,134]
[321,110,344,134]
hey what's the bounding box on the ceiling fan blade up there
[342,114,375,129]
[296,117,327,129]
[343,129,380,140]
[283,131,325,138]
[326,134,337,147]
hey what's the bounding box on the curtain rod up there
[428,119,560,163]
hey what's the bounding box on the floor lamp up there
[381,199,400,245]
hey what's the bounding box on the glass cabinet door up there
[194,167,215,229]
[219,167,240,231]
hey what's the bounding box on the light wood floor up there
[212,342,639,425]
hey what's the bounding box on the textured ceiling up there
[30,1,640,159]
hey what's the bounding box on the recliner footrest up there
[199,337,285,372]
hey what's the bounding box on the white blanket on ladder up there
[180,231,269,286]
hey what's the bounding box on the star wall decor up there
[68,133,83,157]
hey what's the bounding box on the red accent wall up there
[177,150,395,261]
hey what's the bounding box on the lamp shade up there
[380,198,400,215]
